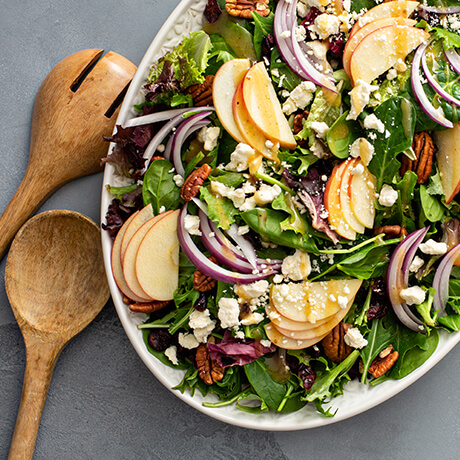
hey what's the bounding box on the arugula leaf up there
[142,158,181,214]
[200,185,239,230]
[272,192,307,234]
[368,97,416,191]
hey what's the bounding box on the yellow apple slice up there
[343,17,416,77]
[270,279,362,323]
[111,211,151,303]
[349,165,376,229]
[434,123,460,204]
[120,203,154,264]
[348,0,420,41]
[324,161,357,241]
[350,25,430,85]
[264,322,330,350]
[135,209,180,301]
[272,303,351,341]
[265,301,329,332]
[123,212,172,302]
[340,158,366,234]
[242,62,297,149]
[233,82,280,162]
[213,58,251,143]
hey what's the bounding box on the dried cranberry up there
[204,0,222,24]
[301,7,322,41]
[367,278,390,321]
[329,33,345,56]
[148,330,171,352]
[298,363,316,391]
[261,34,275,61]
[193,292,208,312]
[413,9,440,27]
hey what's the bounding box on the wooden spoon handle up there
[8,337,62,460]
[0,168,55,260]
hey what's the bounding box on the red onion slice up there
[411,41,454,129]
[421,49,460,107]
[123,107,193,129]
[444,47,460,75]
[420,5,460,14]
[178,205,272,284]
[432,243,460,315]
[387,227,429,333]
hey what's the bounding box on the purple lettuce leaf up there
[102,198,138,238]
[144,60,181,103]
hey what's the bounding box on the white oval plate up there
[101,0,460,431]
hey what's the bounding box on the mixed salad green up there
[103,0,460,416]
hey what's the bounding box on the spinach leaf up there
[252,11,274,60]
[327,111,363,159]
[420,184,445,223]
[142,158,181,214]
[438,314,460,331]
[270,48,303,92]
[350,0,375,13]
[337,245,389,279]
[278,148,318,175]
[209,171,245,188]
[368,97,416,191]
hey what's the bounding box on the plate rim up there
[100,0,460,431]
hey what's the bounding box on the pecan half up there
[374,225,408,239]
[129,300,170,314]
[400,131,435,184]
[193,256,217,292]
[225,0,270,19]
[368,345,399,378]
[184,75,214,107]
[196,343,225,385]
[321,322,354,363]
[180,163,212,201]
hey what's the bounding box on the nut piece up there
[185,75,214,107]
[180,163,212,201]
[225,0,270,19]
[374,225,408,239]
[368,345,399,378]
[321,322,354,363]
[196,343,225,385]
[193,256,217,292]
[129,300,170,313]
[293,111,309,135]
[400,131,435,184]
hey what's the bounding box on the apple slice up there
[272,302,351,341]
[434,123,460,204]
[270,279,362,323]
[122,212,172,302]
[265,322,330,350]
[350,25,429,85]
[213,58,251,143]
[135,209,180,301]
[348,0,420,41]
[349,165,376,229]
[324,161,357,241]
[111,211,151,303]
[233,82,280,161]
[242,62,297,149]
[343,17,415,77]
[120,203,154,264]
[340,158,366,234]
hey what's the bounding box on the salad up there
[102,0,460,417]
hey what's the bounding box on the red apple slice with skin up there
[349,164,376,229]
[111,211,151,303]
[272,300,352,340]
[340,158,366,234]
[324,161,357,241]
[348,0,420,41]
[213,58,251,143]
[135,209,180,301]
[350,24,430,85]
[343,17,416,77]
[233,81,280,162]
[242,62,297,149]
[123,212,173,302]
[120,203,154,264]
[264,322,330,350]
[434,123,460,204]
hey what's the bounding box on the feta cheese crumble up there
[225,143,254,172]
[344,327,368,349]
[218,297,240,329]
[164,346,178,365]
[184,214,202,236]
[281,249,312,281]
[378,184,398,207]
[197,126,220,152]
[409,255,425,273]
[419,239,448,256]
[347,80,379,120]
[363,114,385,133]
[400,286,426,305]
[282,81,317,115]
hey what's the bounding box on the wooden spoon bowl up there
[5,210,110,460]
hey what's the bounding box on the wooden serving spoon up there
[5,210,110,460]
[0,49,136,260]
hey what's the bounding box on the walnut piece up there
[321,322,354,363]
[193,256,217,292]
[400,131,435,184]
[196,343,225,385]
[184,75,214,107]
[129,300,170,314]
[180,163,212,201]
[225,0,270,19]
[368,344,399,378]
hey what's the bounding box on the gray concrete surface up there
[0,1,459,459]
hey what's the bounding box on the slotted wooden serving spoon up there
[5,210,110,460]
[0,49,136,260]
